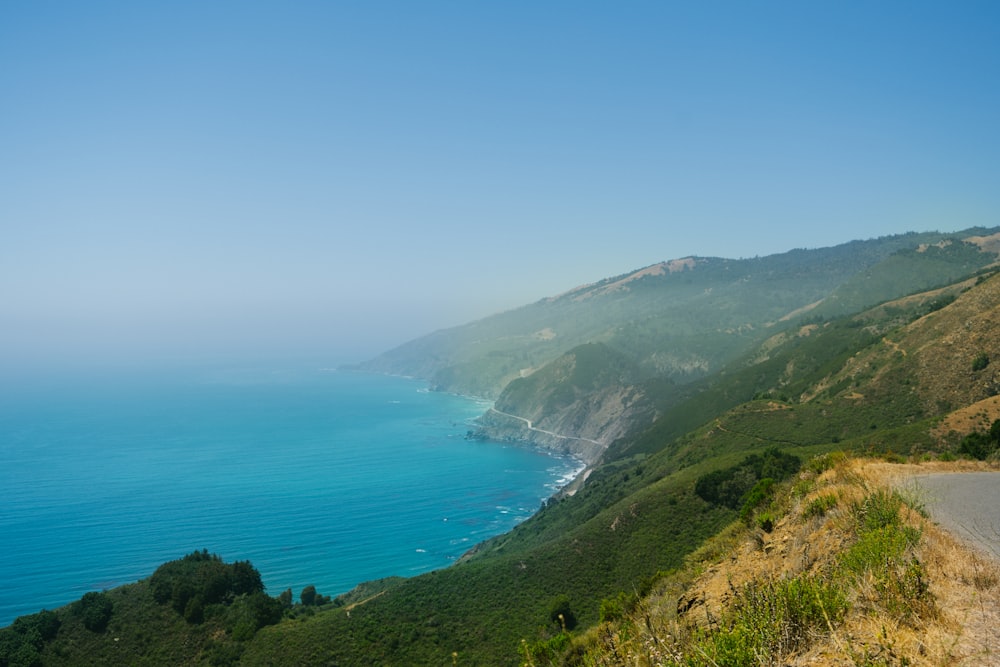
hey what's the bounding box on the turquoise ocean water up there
[0,368,581,626]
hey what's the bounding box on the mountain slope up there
[238,258,1000,664]
[355,229,1000,400]
[10,231,1000,666]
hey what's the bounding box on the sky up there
[2,1,999,370]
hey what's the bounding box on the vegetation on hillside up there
[0,552,336,667]
[356,229,1000,399]
[6,232,1000,665]
[549,456,1000,666]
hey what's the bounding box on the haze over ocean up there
[4,0,999,632]
[0,368,580,626]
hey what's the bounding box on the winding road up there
[487,408,604,446]
[912,472,1000,560]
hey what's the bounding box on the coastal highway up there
[486,408,604,446]
[912,472,1000,560]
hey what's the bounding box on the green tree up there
[74,591,113,632]
[972,352,990,371]
[548,595,577,631]
[278,588,293,608]
[229,593,284,641]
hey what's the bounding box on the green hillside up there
[6,232,1000,666]
[354,229,1000,399]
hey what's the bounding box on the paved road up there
[912,472,1000,560]
[487,408,603,446]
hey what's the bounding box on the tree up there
[972,352,990,371]
[278,588,293,608]
[229,561,264,597]
[229,593,284,641]
[74,591,113,632]
[150,550,267,620]
[300,585,317,606]
[548,595,577,631]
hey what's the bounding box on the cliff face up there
[474,409,605,463]
[473,382,654,465]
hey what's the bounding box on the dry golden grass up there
[565,457,1000,667]
[931,395,1000,442]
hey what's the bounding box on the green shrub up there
[0,610,62,667]
[803,493,838,518]
[852,489,908,533]
[598,592,634,623]
[791,477,815,497]
[696,448,800,509]
[739,478,775,524]
[959,430,998,460]
[839,525,920,577]
[691,576,848,666]
[839,489,932,621]
[227,593,284,641]
[73,591,113,632]
[806,451,848,475]
[548,594,577,631]
[972,352,990,371]
[149,550,266,621]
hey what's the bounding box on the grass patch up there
[803,492,839,518]
[838,489,934,623]
[714,576,848,664]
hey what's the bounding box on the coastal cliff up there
[472,383,656,466]
[470,342,658,465]
[472,407,607,464]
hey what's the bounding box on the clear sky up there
[2,1,999,369]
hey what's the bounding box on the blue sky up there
[2,2,999,368]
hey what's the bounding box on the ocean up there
[0,367,581,626]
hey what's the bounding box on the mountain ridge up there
[10,227,1000,666]
[445,229,1000,463]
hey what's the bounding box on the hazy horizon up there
[3,2,999,372]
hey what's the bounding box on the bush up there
[739,478,775,524]
[278,588,293,608]
[0,610,62,667]
[803,493,838,518]
[598,592,634,623]
[12,610,60,643]
[959,430,999,460]
[852,489,909,533]
[73,591,113,632]
[806,451,847,475]
[228,593,284,641]
[696,448,800,509]
[548,594,577,631]
[839,490,932,621]
[692,576,848,666]
[149,550,266,621]
[972,352,990,371]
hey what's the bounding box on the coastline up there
[0,370,573,627]
[347,368,599,494]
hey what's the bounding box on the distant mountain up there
[13,227,1000,666]
[356,228,1000,461]
[357,229,1000,400]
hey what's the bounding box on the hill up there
[354,229,1000,401]
[564,456,1000,666]
[6,229,1000,666]
[360,229,1000,465]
